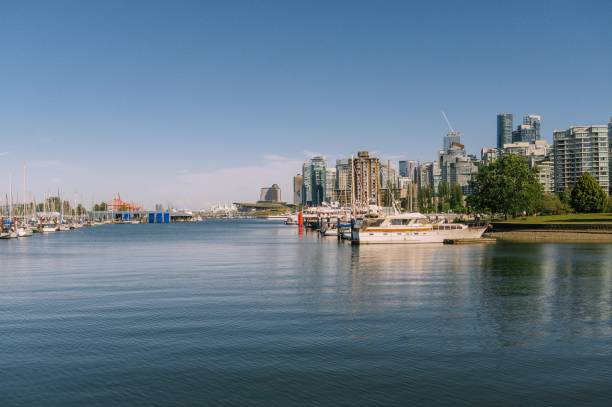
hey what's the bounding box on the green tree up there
[417,186,434,213]
[560,187,573,206]
[467,154,543,218]
[437,181,450,212]
[450,184,464,212]
[93,202,108,212]
[539,193,571,215]
[570,172,608,213]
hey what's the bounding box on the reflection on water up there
[0,221,611,406]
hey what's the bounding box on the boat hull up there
[352,226,487,244]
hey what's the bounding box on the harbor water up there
[1,221,611,406]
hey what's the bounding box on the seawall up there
[488,222,612,243]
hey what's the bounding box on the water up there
[1,221,611,406]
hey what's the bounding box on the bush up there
[539,193,571,215]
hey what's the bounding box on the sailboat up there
[17,166,33,237]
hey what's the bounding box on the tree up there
[450,184,464,212]
[417,186,434,213]
[560,186,573,206]
[93,202,108,212]
[539,193,571,215]
[467,154,543,218]
[436,181,450,212]
[570,172,608,213]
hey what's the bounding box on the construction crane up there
[441,110,455,132]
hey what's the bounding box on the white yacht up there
[265,214,290,221]
[42,223,58,233]
[351,212,487,244]
[58,223,71,231]
[17,226,33,237]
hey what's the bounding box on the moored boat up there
[351,212,487,244]
[17,226,33,237]
[42,223,58,233]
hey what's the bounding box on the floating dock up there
[443,238,497,245]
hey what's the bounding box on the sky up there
[1,0,611,208]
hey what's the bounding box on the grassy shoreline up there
[493,213,612,224]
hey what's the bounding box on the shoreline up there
[489,222,612,242]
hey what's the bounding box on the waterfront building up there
[398,177,418,211]
[400,160,417,180]
[438,142,478,194]
[351,151,381,206]
[443,131,461,151]
[535,157,555,194]
[301,156,327,206]
[553,125,609,193]
[399,160,408,177]
[335,159,352,206]
[512,114,542,143]
[293,175,303,206]
[497,113,513,149]
[325,167,337,203]
[431,161,442,192]
[416,162,432,190]
[260,184,282,202]
[380,161,400,205]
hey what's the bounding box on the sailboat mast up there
[23,166,26,221]
[9,173,13,219]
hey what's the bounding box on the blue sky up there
[1,0,611,208]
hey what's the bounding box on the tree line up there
[468,154,611,218]
[417,181,465,213]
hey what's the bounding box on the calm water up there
[1,221,611,406]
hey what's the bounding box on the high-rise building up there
[399,160,408,177]
[380,161,400,205]
[293,175,303,206]
[535,157,554,194]
[301,156,327,206]
[398,160,417,180]
[609,117,612,193]
[325,167,337,203]
[439,143,478,194]
[416,162,432,190]
[497,113,513,148]
[351,151,381,206]
[335,159,352,206]
[512,114,542,143]
[260,184,282,202]
[553,125,609,193]
[443,131,462,151]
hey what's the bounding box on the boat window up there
[365,219,385,227]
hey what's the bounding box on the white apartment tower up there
[553,125,609,193]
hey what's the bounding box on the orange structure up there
[107,194,142,212]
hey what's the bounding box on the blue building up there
[512,114,541,143]
[497,113,513,148]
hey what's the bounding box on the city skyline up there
[2,1,612,207]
